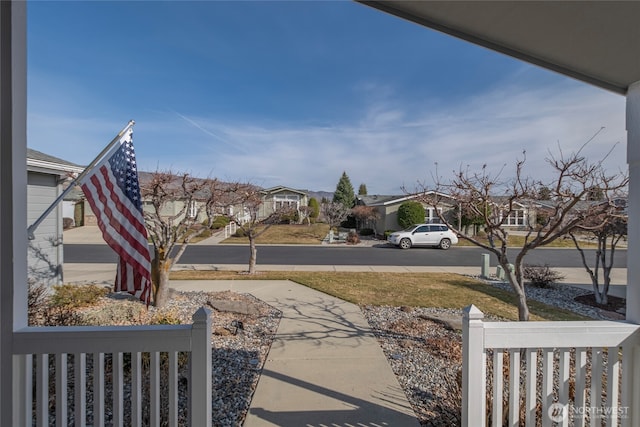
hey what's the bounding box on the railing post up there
[463,304,486,427]
[191,307,212,427]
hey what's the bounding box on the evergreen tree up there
[358,183,368,195]
[332,172,356,208]
[308,197,320,219]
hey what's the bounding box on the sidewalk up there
[170,279,419,426]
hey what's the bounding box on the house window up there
[274,195,299,210]
[425,207,442,223]
[504,210,526,226]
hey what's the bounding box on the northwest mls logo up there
[548,403,568,422]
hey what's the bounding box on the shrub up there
[279,210,299,224]
[346,231,360,245]
[384,230,394,239]
[233,228,246,237]
[50,284,109,309]
[523,264,565,288]
[397,201,425,228]
[359,228,374,236]
[150,310,183,325]
[80,301,146,326]
[28,280,50,325]
[207,216,231,229]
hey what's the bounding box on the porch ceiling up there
[359,1,640,94]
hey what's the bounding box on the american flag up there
[79,128,152,305]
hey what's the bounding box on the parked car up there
[387,224,458,250]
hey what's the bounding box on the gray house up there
[27,149,84,287]
[357,192,457,232]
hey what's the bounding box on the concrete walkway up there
[170,279,419,426]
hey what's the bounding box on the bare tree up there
[141,171,209,307]
[321,201,349,230]
[418,145,627,321]
[222,182,293,274]
[298,205,313,226]
[569,203,627,305]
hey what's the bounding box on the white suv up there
[387,224,458,250]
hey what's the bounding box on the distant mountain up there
[307,190,333,202]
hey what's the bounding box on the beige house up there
[258,186,308,221]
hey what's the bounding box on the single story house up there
[357,192,539,233]
[27,148,84,287]
[258,186,308,220]
[357,192,458,232]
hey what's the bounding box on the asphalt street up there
[64,243,627,268]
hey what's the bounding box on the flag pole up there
[27,120,136,240]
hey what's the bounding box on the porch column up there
[626,81,640,323]
[0,1,28,425]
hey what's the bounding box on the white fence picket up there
[169,351,179,427]
[575,348,588,427]
[508,350,519,427]
[12,307,212,427]
[113,352,124,427]
[74,353,86,426]
[462,305,640,427]
[525,349,537,426]
[492,349,503,427]
[607,347,621,427]
[131,352,142,427]
[559,349,570,427]
[55,353,68,427]
[36,353,47,427]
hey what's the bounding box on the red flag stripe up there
[97,165,148,238]
[85,169,150,262]
[82,177,151,273]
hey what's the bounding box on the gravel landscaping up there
[38,277,623,426]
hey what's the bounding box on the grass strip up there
[169,270,588,321]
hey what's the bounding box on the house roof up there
[360,1,640,95]
[358,191,455,207]
[261,186,307,196]
[27,148,84,176]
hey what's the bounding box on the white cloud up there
[28,76,627,195]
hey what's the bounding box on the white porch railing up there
[463,305,640,427]
[11,307,212,427]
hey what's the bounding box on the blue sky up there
[27,1,627,195]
